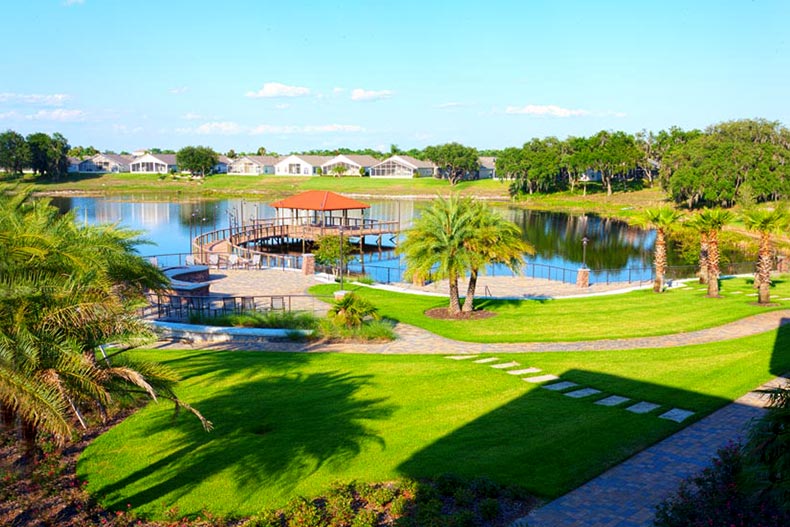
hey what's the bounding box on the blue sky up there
[2,0,788,154]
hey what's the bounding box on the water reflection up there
[50,196,659,281]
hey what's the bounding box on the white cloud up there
[112,124,144,134]
[169,86,189,95]
[249,123,364,135]
[182,112,203,120]
[505,104,590,117]
[333,87,345,94]
[0,111,21,120]
[246,82,310,98]
[64,0,84,5]
[351,88,393,101]
[274,103,290,110]
[27,109,86,122]
[0,92,70,106]
[193,121,243,135]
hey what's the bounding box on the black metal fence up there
[142,293,333,321]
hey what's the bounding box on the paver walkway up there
[513,376,787,527]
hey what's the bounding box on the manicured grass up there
[26,172,510,200]
[78,328,790,519]
[309,276,790,343]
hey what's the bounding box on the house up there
[129,153,178,174]
[321,154,380,176]
[213,155,231,174]
[227,155,279,175]
[369,155,436,178]
[68,157,81,173]
[477,157,496,179]
[80,153,133,173]
[274,155,333,176]
[579,169,603,183]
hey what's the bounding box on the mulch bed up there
[425,307,497,320]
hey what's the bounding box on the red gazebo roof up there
[270,190,370,211]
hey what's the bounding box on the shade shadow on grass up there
[770,319,790,376]
[86,368,396,514]
[397,369,730,499]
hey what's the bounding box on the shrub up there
[447,509,475,527]
[189,310,319,330]
[452,486,474,508]
[478,497,500,521]
[436,473,464,497]
[366,484,395,508]
[469,476,501,499]
[351,509,379,527]
[414,498,444,527]
[284,497,326,527]
[247,510,284,527]
[328,293,379,328]
[389,495,410,518]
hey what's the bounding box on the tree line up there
[0,130,71,180]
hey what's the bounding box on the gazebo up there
[270,190,371,228]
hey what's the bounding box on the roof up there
[96,153,132,165]
[241,155,280,166]
[323,154,380,168]
[479,156,497,169]
[68,156,82,164]
[373,155,436,170]
[150,154,178,165]
[270,190,370,211]
[282,155,333,166]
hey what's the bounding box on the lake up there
[51,196,660,284]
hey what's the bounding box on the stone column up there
[576,268,590,289]
[302,253,315,275]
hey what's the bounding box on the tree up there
[26,132,70,180]
[256,146,267,156]
[314,234,356,277]
[685,214,710,284]
[696,208,735,298]
[330,164,347,177]
[0,189,210,463]
[0,130,30,175]
[226,149,237,159]
[328,293,379,328]
[424,143,479,185]
[462,201,534,312]
[588,130,641,196]
[68,145,98,159]
[397,195,476,315]
[742,208,789,305]
[176,146,219,177]
[633,207,683,292]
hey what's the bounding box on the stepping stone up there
[626,401,661,414]
[523,374,560,383]
[542,381,578,391]
[473,358,499,364]
[595,395,630,407]
[508,367,541,375]
[659,408,695,423]
[746,293,758,297]
[491,361,520,369]
[730,291,743,294]
[445,355,480,360]
[564,388,602,398]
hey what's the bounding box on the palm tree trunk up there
[653,229,667,293]
[462,268,478,313]
[21,418,38,466]
[448,273,462,315]
[1,403,16,432]
[707,230,721,298]
[698,232,709,284]
[757,233,773,305]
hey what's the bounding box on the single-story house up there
[579,169,603,183]
[321,154,380,176]
[477,157,496,179]
[68,157,81,173]
[213,155,231,174]
[369,155,436,178]
[129,153,178,174]
[227,155,279,175]
[80,153,133,173]
[274,155,333,176]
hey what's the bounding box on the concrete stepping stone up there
[595,395,630,407]
[491,361,520,369]
[542,381,578,391]
[524,374,560,383]
[473,357,499,364]
[746,293,758,297]
[659,408,695,423]
[445,355,480,360]
[565,388,602,398]
[730,291,743,294]
[626,401,661,414]
[508,367,541,375]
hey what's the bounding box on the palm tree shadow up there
[770,319,790,376]
[91,368,395,514]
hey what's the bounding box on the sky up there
[2,0,789,154]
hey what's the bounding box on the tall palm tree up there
[0,189,210,462]
[697,208,735,298]
[634,207,683,292]
[685,214,710,284]
[397,195,476,316]
[742,208,789,305]
[461,202,535,313]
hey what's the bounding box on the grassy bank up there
[310,276,790,343]
[77,328,789,518]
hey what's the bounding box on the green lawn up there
[309,276,790,342]
[78,327,790,519]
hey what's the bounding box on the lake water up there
[50,196,660,284]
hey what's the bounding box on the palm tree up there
[0,189,210,463]
[633,207,683,292]
[742,208,789,305]
[461,201,535,313]
[397,195,476,316]
[697,208,735,298]
[685,214,710,284]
